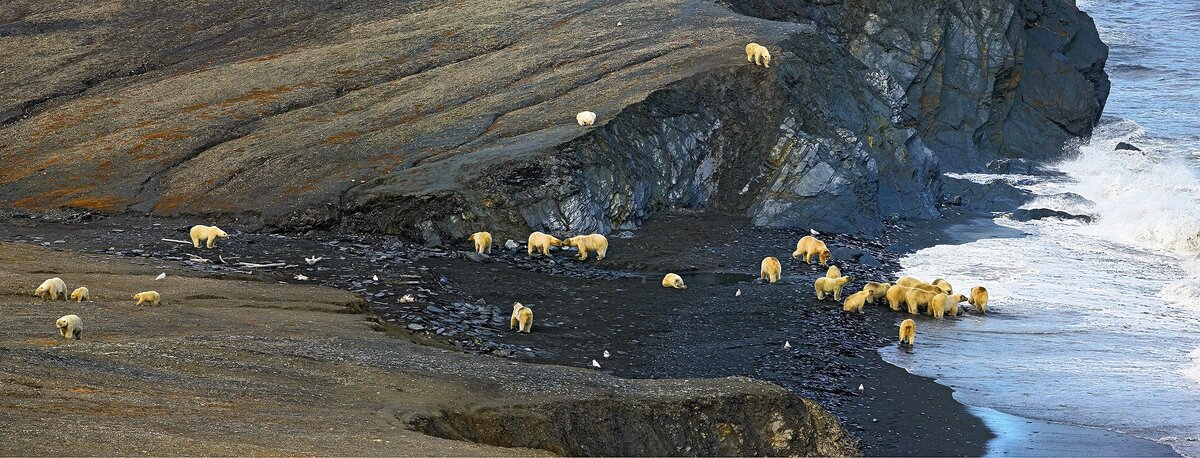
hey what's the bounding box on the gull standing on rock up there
[810,229,820,236]
[305,256,323,265]
[784,341,792,349]
[603,350,610,358]
[592,359,601,368]
[155,272,166,281]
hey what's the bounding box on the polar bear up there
[744,43,771,68]
[527,232,562,257]
[843,290,870,314]
[133,291,161,306]
[815,276,851,301]
[903,288,939,315]
[468,231,493,254]
[826,265,841,279]
[930,293,968,319]
[792,236,831,266]
[899,319,915,346]
[931,278,953,294]
[56,314,83,340]
[189,225,229,248]
[561,234,608,261]
[911,283,945,294]
[69,287,90,302]
[576,111,596,126]
[895,276,923,288]
[969,286,989,314]
[760,256,782,284]
[862,281,890,304]
[34,277,68,300]
[885,285,912,311]
[662,273,687,289]
[510,302,533,333]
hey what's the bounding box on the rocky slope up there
[0,0,1106,240]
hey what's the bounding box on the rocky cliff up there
[0,0,1107,240]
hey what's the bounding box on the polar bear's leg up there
[191,232,201,248]
[528,243,535,256]
[577,247,588,260]
[206,234,216,248]
[596,246,606,261]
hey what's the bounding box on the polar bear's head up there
[818,249,831,266]
[215,227,229,238]
[512,302,524,312]
[34,285,47,296]
[55,317,68,330]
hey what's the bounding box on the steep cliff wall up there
[0,0,1106,239]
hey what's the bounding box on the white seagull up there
[783,341,792,349]
[399,294,415,303]
[735,288,742,297]
[372,274,379,281]
[810,229,820,235]
[305,256,324,265]
[592,359,601,368]
[155,272,166,281]
[603,350,611,358]
[858,384,865,394]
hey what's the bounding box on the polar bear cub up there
[69,287,90,302]
[34,277,68,300]
[133,291,161,306]
[793,236,831,266]
[510,302,533,333]
[576,111,596,126]
[561,234,608,261]
[527,232,562,257]
[468,231,493,254]
[189,225,229,248]
[662,273,687,289]
[760,256,782,284]
[815,276,851,301]
[56,314,83,340]
[744,43,771,68]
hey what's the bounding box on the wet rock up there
[1115,142,1142,152]
[1009,208,1094,223]
[406,323,426,331]
[504,240,519,250]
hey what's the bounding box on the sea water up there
[883,1,1200,455]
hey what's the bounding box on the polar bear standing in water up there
[899,319,915,346]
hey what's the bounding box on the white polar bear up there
[56,314,83,340]
[35,277,68,300]
[189,225,229,248]
[576,111,596,127]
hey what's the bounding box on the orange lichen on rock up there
[64,195,123,211]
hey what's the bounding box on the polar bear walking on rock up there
[510,302,533,333]
[793,236,831,266]
[189,225,229,248]
[744,43,771,68]
[561,234,608,261]
[468,231,493,254]
[527,232,562,257]
[35,277,68,300]
[760,256,782,284]
[56,315,83,340]
[576,111,596,127]
[815,275,851,301]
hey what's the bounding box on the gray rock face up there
[0,0,1106,241]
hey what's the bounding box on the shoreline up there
[888,210,1180,457]
[0,210,1179,456]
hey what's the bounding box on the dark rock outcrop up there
[0,0,1107,241]
[1115,141,1142,152]
[411,387,857,456]
[1009,207,1093,223]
